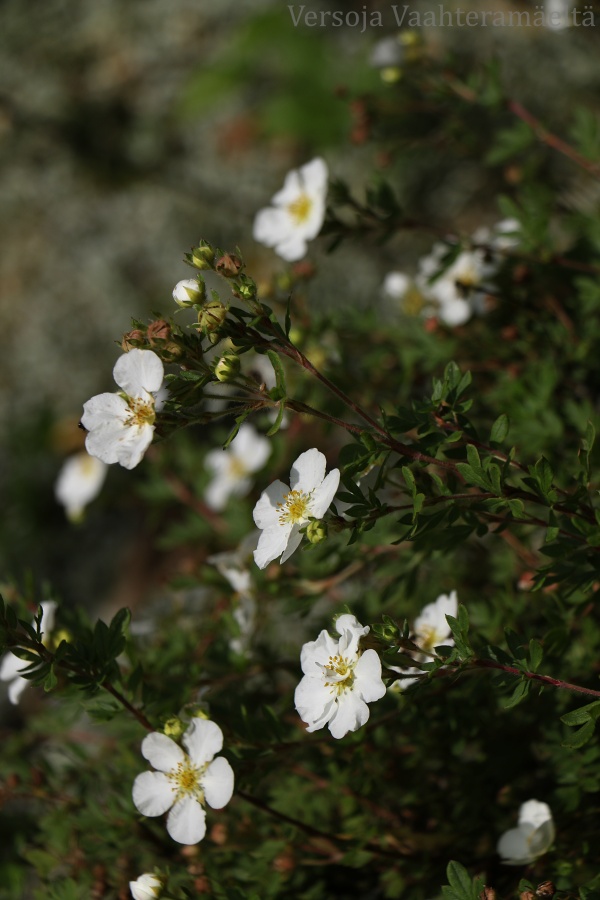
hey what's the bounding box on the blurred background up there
[1,0,599,611]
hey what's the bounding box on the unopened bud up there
[233,275,257,301]
[173,278,205,308]
[189,241,215,270]
[306,520,328,544]
[163,341,184,361]
[162,717,184,739]
[520,892,536,900]
[214,351,240,382]
[479,888,496,900]
[216,253,243,277]
[197,299,228,334]
[536,883,555,899]
[129,872,163,900]
[121,329,146,351]
[147,319,171,343]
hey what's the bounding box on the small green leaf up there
[490,414,509,444]
[466,444,481,469]
[266,350,287,398]
[528,639,543,673]
[503,679,530,709]
[266,402,286,436]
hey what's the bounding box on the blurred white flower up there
[129,872,163,900]
[388,591,458,691]
[204,424,272,511]
[81,349,164,470]
[207,530,260,595]
[295,614,386,739]
[253,157,328,261]
[132,718,234,845]
[253,448,339,569]
[54,451,107,521]
[0,602,57,705]
[497,799,555,865]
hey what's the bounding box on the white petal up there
[253,207,289,248]
[383,271,410,299]
[336,614,369,658]
[253,480,289,529]
[300,629,339,676]
[414,591,458,645]
[327,692,370,739]
[253,525,292,569]
[271,169,304,206]
[274,233,308,262]
[166,796,206,844]
[518,799,552,828]
[129,873,162,900]
[141,732,185,772]
[8,675,29,705]
[279,524,303,564]
[299,157,328,193]
[290,449,326,493]
[55,453,107,517]
[113,349,164,396]
[98,423,154,470]
[202,756,234,809]
[310,469,340,519]
[354,650,386,702]
[132,771,174,817]
[295,675,335,729]
[204,472,235,511]
[528,820,555,858]
[182,718,223,766]
[81,393,129,431]
[497,824,535,864]
[0,652,26,682]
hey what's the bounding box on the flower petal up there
[0,652,26,682]
[274,233,308,262]
[141,732,185,772]
[113,349,164,396]
[413,591,458,646]
[290,449,326,493]
[132,771,174,817]
[518,799,552,829]
[295,674,335,730]
[253,525,292,569]
[202,756,234,809]
[354,650,386,702]
[300,629,339,675]
[327,692,370,740]
[309,468,340,519]
[253,480,289,530]
[182,718,223,766]
[497,824,535,865]
[166,796,206,844]
[253,207,289,248]
[8,675,29,705]
[81,393,129,432]
[279,524,303,564]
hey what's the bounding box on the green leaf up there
[402,466,417,498]
[561,700,600,727]
[528,639,543,673]
[503,678,530,709]
[562,718,597,749]
[466,444,481,469]
[490,414,509,444]
[44,665,58,692]
[266,402,286,436]
[266,349,287,398]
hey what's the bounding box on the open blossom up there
[54,451,107,521]
[132,718,234,845]
[497,799,555,865]
[81,349,164,470]
[0,602,57,705]
[295,614,386,739]
[204,424,271,511]
[253,157,328,261]
[252,448,340,569]
[129,873,162,900]
[388,591,458,691]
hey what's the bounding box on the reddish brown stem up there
[508,99,600,178]
[472,658,600,699]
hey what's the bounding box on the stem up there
[508,99,600,178]
[471,658,600,699]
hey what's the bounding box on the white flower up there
[207,530,260,595]
[388,591,457,692]
[132,718,234,845]
[129,873,163,900]
[204,424,271,511]
[81,349,164,470]
[54,451,107,521]
[497,799,555,865]
[382,271,410,300]
[253,157,328,262]
[0,602,57,705]
[252,448,340,569]
[295,614,386,739]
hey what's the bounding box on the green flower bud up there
[306,520,328,544]
[214,351,241,382]
[162,716,184,739]
[197,299,228,333]
[190,241,215,270]
[234,275,257,301]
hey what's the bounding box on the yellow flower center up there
[416,625,439,654]
[126,395,156,427]
[287,193,313,225]
[229,457,248,480]
[277,489,311,525]
[323,654,355,694]
[169,760,204,803]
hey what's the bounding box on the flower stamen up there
[287,193,313,224]
[276,489,311,525]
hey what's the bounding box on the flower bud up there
[173,278,205,308]
[306,520,328,544]
[233,274,257,301]
[214,351,240,382]
[121,328,146,351]
[162,717,184,739]
[520,892,536,900]
[189,241,215,270]
[536,883,555,899]
[147,319,171,344]
[479,889,496,900]
[197,299,228,334]
[216,253,243,277]
[129,872,163,900]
